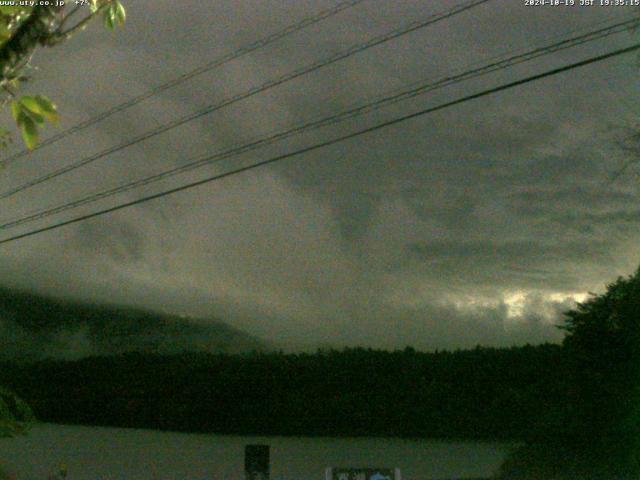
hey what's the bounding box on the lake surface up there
[0,424,516,480]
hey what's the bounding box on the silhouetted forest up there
[0,344,563,440]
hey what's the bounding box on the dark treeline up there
[0,344,563,440]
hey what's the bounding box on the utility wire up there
[0,0,491,200]
[2,0,368,165]
[1,17,636,230]
[0,42,637,246]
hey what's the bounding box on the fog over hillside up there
[0,288,266,360]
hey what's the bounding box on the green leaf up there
[19,114,39,150]
[34,95,57,115]
[26,110,44,125]
[17,100,44,125]
[19,96,41,114]
[19,97,45,120]
[10,96,59,149]
[10,100,21,123]
[103,1,125,30]
[23,95,59,123]
[103,6,116,30]
[115,1,126,26]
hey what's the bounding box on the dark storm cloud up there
[406,238,613,292]
[0,0,638,352]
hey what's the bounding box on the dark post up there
[245,444,270,480]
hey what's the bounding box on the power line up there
[2,0,368,165]
[0,0,491,200]
[0,42,637,246]
[1,16,635,231]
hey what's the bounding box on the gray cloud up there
[0,0,638,353]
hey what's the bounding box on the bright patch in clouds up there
[429,289,588,321]
[502,290,588,320]
[504,291,527,318]
[548,292,589,304]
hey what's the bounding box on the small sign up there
[326,468,401,480]
[245,445,270,480]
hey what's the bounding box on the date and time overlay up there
[0,0,638,8]
[526,0,640,6]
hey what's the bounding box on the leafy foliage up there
[94,0,126,30]
[10,95,58,150]
[0,6,33,44]
[0,1,126,150]
[0,385,35,438]
[499,268,640,479]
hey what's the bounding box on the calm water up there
[0,424,516,480]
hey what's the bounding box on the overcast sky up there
[0,0,638,351]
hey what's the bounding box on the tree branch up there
[0,6,64,83]
[46,12,97,45]
[58,4,83,31]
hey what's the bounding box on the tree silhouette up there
[561,268,640,475]
[500,267,640,479]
